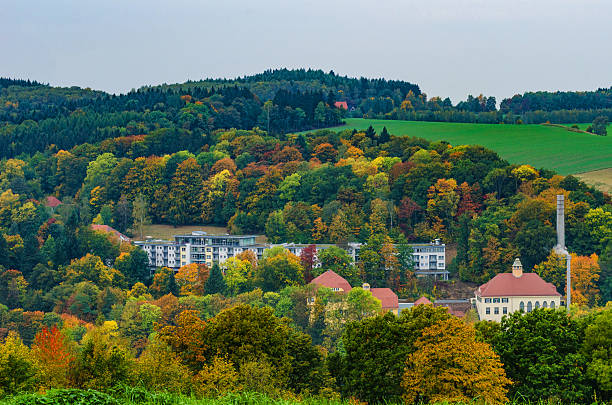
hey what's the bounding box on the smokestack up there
[556,195,565,249]
[554,195,571,312]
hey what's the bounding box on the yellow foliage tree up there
[402,317,511,405]
[194,355,241,397]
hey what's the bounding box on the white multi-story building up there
[474,258,562,322]
[134,239,180,269]
[411,240,448,280]
[135,232,447,279]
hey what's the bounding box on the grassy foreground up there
[339,118,612,175]
[1,389,608,405]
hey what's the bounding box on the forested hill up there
[500,87,612,113]
[153,68,423,106]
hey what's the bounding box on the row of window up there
[520,301,555,311]
[485,307,508,315]
[484,298,509,303]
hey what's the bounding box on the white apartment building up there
[135,232,447,279]
[474,258,562,322]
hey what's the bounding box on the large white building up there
[135,232,447,278]
[474,258,562,322]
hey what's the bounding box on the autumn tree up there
[175,263,209,295]
[299,244,317,283]
[167,158,203,225]
[157,310,208,372]
[402,317,511,405]
[32,325,75,388]
[571,253,600,306]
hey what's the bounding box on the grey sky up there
[2,0,610,103]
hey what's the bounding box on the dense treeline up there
[0,79,343,157]
[500,87,612,113]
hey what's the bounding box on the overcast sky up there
[2,0,610,103]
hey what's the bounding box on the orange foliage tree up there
[32,326,75,388]
[175,263,209,296]
[570,253,600,306]
[402,317,511,404]
[157,310,207,372]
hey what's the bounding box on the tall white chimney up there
[554,195,571,311]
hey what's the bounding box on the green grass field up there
[339,118,612,175]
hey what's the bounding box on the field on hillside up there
[338,118,612,175]
[577,168,612,194]
[136,224,269,243]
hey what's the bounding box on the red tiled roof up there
[371,288,398,309]
[477,273,561,297]
[310,270,352,292]
[414,296,432,305]
[334,101,348,110]
[91,224,131,242]
[45,196,62,208]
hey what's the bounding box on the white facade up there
[474,258,562,322]
[135,233,447,279]
[475,295,561,322]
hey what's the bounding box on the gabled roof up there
[371,288,399,309]
[477,273,561,297]
[91,224,131,242]
[334,101,348,110]
[310,270,352,292]
[414,296,432,305]
[45,196,62,208]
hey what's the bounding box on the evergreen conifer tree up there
[205,262,226,294]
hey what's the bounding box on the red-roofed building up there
[91,224,131,243]
[310,270,352,293]
[44,196,62,211]
[414,296,432,306]
[334,101,348,110]
[369,286,399,314]
[309,271,399,313]
[474,258,561,321]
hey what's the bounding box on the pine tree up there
[205,263,226,295]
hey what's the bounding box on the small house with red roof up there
[44,196,62,213]
[309,270,399,314]
[91,224,131,243]
[311,270,353,292]
[474,258,561,322]
[334,101,348,110]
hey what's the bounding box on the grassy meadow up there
[338,118,612,176]
[135,224,269,243]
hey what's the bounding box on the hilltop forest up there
[0,71,611,404]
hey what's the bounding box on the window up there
[486,307,491,315]
[485,298,492,303]
[520,301,525,311]
[535,301,540,309]
[527,302,533,312]
[542,301,548,308]
[503,307,508,314]
[494,307,499,315]
[493,298,500,303]
[550,301,555,309]
[502,298,509,303]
